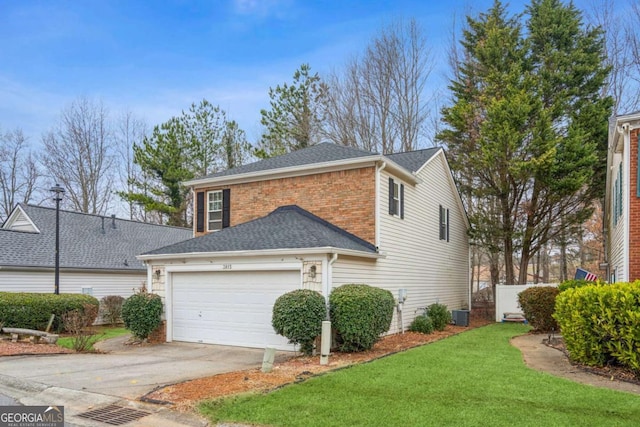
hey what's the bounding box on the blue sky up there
[1,0,596,144]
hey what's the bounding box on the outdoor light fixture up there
[50,183,65,295]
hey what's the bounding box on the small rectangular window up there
[207,190,223,231]
[388,178,404,218]
[439,205,449,241]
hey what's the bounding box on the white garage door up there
[171,270,300,350]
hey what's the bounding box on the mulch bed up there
[143,318,492,409]
[0,338,73,356]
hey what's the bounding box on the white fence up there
[495,283,558,322]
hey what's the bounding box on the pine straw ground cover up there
[143,318,492,409]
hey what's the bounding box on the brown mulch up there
[0,339,73,356]
[143,318,492,409]
[546,339,640,386]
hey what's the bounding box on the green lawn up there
[57,326,129,351]
[200,323,640,426]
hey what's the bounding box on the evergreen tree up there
[124,118,193,227]
[120,100,252,226]
[438,0,612,285]
[257,64,327,158]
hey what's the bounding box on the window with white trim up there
[439,205,449,242]
[388,177,404,218]
[207,190,223,231]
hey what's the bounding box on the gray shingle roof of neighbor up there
[0,204,192,271]
[142,205,377,256]
[193,142,442,182]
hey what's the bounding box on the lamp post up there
[50,184,65,295]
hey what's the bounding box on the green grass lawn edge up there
[200,323,640,427]
[57,326,129,351]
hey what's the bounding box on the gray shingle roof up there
[143,205,377,256]
[0,204,192,271]
[197,143,379,180]
[386,147,440,173]
[192,143,441,182]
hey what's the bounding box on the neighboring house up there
[139,143,470,350]
[0,204,192,299]
[605,111,640,283]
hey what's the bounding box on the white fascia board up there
[184,156,418,188]
[137,247,384,262]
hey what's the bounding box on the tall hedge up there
[555,282,640,374]
[517,286,559,332]
[272,289,326,355]
[329,284,394,352]
[0,292,99,332]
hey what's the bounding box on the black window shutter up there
[439,205,444,240]
[446,208,450,242]
[222,189,231,228]
[400,184,404,219]
[388,177,394,215]
[196,191,205,232]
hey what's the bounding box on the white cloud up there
[232,0,293,18]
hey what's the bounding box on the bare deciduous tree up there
[324,18,433,153]
[115,111,147,220]
[0,128,40,219]
[585,0,640,114]
[40,97,115,215]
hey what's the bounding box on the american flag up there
[574,267,598,281]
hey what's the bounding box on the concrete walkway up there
[511,333,640,395]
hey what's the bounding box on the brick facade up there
[629,130,640,281]
[194,166,377,244]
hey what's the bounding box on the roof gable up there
[141,205,378,257]
[2,205,39,233]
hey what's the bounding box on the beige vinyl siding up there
[609,153,626,282]
[0,270,145,299]
[332,151,469,334]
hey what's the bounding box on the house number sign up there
[222,264,232,270]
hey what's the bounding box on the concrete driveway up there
[0,337,290,400]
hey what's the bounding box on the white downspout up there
[375,161,387,249]
[623,125,631,282]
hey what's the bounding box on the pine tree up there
[257,64,327,158]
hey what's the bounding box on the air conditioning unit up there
[452,310,469,327]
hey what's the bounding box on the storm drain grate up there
[77,404,151,425]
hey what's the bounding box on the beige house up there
[139,143,470,350]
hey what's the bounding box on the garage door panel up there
[171,270,300,350]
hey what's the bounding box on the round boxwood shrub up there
[0,292,99,332]
[121,291,163,340]
[409,315,434,334]
[329,284,394,352]
[272,289,326,355]
[427,303,452,331]
[517,286,559,332]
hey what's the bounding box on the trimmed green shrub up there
[272,289,326,355]
[100,295,125,325]
[329,284,394,352]
[121,291,163,340]
[0,292,99,332]
[558,279,598,293]
[409,315,434,334]
[555,282,640,374]
[517,286,559,332]
[427,303,452,331]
